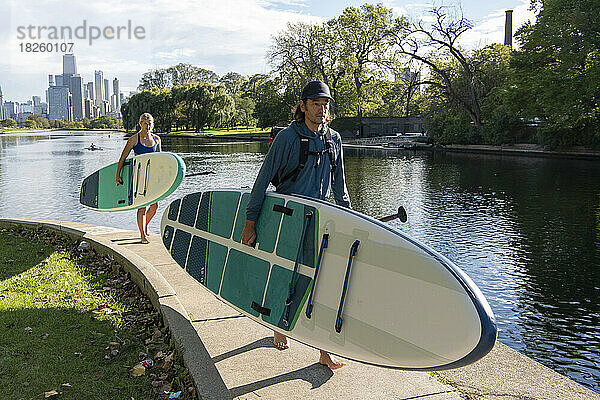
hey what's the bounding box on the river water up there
[1,131,599,392]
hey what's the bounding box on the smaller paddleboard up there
[80,152,185,212]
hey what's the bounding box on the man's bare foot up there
[140,235,150,244]
[319,350,345,370]
[273,331,288,350]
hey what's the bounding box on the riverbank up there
[0,128,124,134]
[345,138,600,160]
[0,225,196,399]
[3,218,598,400]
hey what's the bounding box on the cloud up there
[0,0,322,101]
[460,0,537,49]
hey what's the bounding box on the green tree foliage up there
[269,4,405,125]
[1,118,17,127]
[29,114,47,128]
[138,64,220,91]
[244,74,293,128]
[334,4,405,127]
[220,72,248,96]
[83,116,122,130]
[510,0,600,147]
[124,81,237,132]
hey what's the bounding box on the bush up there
[481,106,531,145]
[428,110,480,145]
[1,118,17,127]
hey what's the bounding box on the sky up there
[0,0,537,103]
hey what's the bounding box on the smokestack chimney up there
[505,10,513,47]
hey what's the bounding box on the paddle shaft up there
[379,206,407,223]
[186,171,216,177]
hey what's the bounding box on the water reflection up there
[0,132,599,392]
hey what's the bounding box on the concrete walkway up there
[2,218,599,400]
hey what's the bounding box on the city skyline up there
[0,0,536,103]
[2,53,123,123]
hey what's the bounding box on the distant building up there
[55,74,64,87]
[103,78,110,104]
[3,101,18,120]
[398,68,420,85]
[20,101,33,114]
[86,82,94,100]
[333,116,426,138]
[48,86,72,121]
[94,70,104,110]
[112,77,121,115]
[0,85,4,119]
[48,75,55,87]
[71,75,85,121]
[63,54,77,75]
[84,98,94,119]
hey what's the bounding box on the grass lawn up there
[0,227,195,399]
[0,128,51,134]
[161,127,269,136]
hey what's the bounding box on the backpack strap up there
[271,127,338,188]
[272,134,309,187]
[325,127,337,174]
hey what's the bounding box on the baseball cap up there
[301,81,333,100]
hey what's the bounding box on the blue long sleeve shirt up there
[246,121,351,222]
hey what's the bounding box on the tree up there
[138,68,172,90]
[1,118,17,127]
[394,6,485,126]
[232,95,256,127]
[333,4,405,133]
[510,0,600,147]
[138,64,220,91]
[220,72,248,96]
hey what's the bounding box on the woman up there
[115,112,162,244]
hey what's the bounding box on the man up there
[241,80,351,370]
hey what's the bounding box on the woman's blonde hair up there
[138,112,154,127]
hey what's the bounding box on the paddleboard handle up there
[335,240,360,333]
[283,210,313,326]
[306,233,329,319]
[142,159,150,196]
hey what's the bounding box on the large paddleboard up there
[80,152,185,212]
[160,189,496,370]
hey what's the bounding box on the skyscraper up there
[48,86,71,121]
[3,101,18,120]
[0,85,4,119]
[94,70,104,108]
[103,78,110,103]
[86,82,94,100]
[71,75,85,121]
[113,77,121,115]
[63,54,77,75]
[48,75,55,87]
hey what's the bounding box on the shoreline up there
[344,141,600,160]
[3,128,599,160]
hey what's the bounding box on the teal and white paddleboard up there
[160,189,496,370]
[80,152,185,212]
